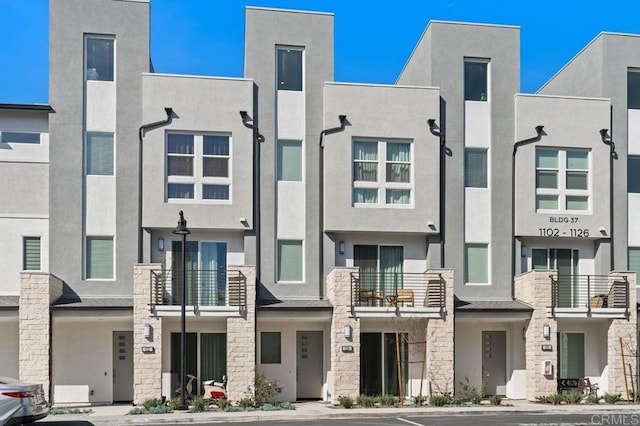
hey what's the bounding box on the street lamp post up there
[172,210,190,409]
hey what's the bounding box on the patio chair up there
[395,289,414,307]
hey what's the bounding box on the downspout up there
[600,127,617,270]
[428,118,446,268]
[511,125,544,286]
[137,107,174,263]
[319,115,348,299]
[240,111,265,284]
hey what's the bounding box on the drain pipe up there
[137,107,174,263]
[511,125,544,286]
[240,111,265,284]
[428,118,446,268]
[600,128,617,270]
[319,115,348,299]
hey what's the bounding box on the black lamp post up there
[172,210,190,409]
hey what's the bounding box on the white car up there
[0,378,48,426]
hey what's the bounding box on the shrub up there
[338,395,354,408]
[238,397,255,409]
[168,397,181,410]
[451,396,462,406]
[191,397,208,413]
[566,391,584,404]
[535,395,549,404]
[149,405,172,414]
[585,394,601,405]
[357,394,376,407]
[129,407,146,415]
[458,376,482,404]
[489,395,502,406]
[224,405,242,412]
[279,401,296,410]
[603,393,622,404]
[428,394,452,407]
[378,393,399,407]
[215,398,230,410]
[143,398,164,411]
[261,403,280,411]
[548,393,564,405]
[253,371,282,407]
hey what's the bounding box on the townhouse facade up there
[0,0,638,405]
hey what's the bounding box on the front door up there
[112,331,133,402]
[482,331,506,396]
[296,331,323,399]
[171,332,198,396]
[360,332,407,396]
[560,332,585,378]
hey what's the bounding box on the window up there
[166,133,231,202]
[465,148,488,188]
[1,132,40,144]
[277,140,302,181]
[629,156,640,193]
[86,132,114,175]
[353,139,412,206]
[277,240,303,282]
[628,69,640,109]
[535,148,589,212]
[465,244,488,284]
[86,36,114,81]
[277,47,303,91]
[629,248,640,275]
[86,236,114,279]
[464,60,488,101]
[23,237,41,271]
[260,332,281,364]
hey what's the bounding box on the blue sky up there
[2,0,640,105]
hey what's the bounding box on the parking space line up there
[397,418,425,426]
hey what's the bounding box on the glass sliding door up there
[360,333,382,396]
[172,241,198,305]
[560,332,585,378]
[171,332,198,396]
[354,245,378,293]
[380,246,403,295]
[200,333,226,388]
[383,333,408,396]
[360,332,408,397]
[200,242,227,306]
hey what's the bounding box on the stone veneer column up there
[133,264,163,404]
[607,271,637,396]
[425,269,454,396]
[326,267,359,403]
[19,272,63,400]
[514,270,557,399]
[226,266,256,402]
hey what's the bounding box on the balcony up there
[549,274,629,318]
[349,271,446,318]
[149,269,246,316]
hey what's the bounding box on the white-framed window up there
[352,139,413,206]
[260,331,281,364]
[23,236,41,271]
[464,58,489,102]
[628,156,640,193]
[629,247,640,276]
[85,132,114,176]
[1,132,40,144]
[465,243,489,285]
[277,139,303,181]
[86,236,114,280]
[464,148,488,188]
[628,68,640,109]
[535,148,590,212]
[85,35,114,82]
[277,240,303,282]
[276,46,303,91]
[166,132,231,202]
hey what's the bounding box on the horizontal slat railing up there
[350,271,445,310]
[150,269,246,309]
[549,274,628,316]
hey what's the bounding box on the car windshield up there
[0,377,20,385]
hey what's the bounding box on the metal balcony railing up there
[150,269,246,310]
[350,271,445,311]
[550,274,629,316]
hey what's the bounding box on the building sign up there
[538,216,591,237]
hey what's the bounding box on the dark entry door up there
[482,331,506,395]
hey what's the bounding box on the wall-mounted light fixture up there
[158,238,164,251]
[339,241,345,255]
[542,324,551,339]
[144,324,152,338]
[344,324,352,339]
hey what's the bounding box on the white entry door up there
[113,331,133,402]
[296,331,323,399]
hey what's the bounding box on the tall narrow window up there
[629,156,640,193]
[86,236,114,279]
[23,237,41,271]
[86,37,114,81]
[465,243,488,284]
[86,132,114,175]
[464,60,488,101]
[277,240,303,282]
[629,248,640,274]
[277,140,303,181]
[464,148,488,188]
[628,69,640,109]
[277,47,303,91]
[167,133,195,199]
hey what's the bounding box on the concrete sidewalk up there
[39,399,640,425]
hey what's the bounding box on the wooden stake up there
[621,337,631,403]
[396,331,403,404]
[418,327,427,404]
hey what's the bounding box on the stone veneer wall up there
[514,270,557,399]
[133,264,163,404]
[425,269,455,396]
[607,271,637,396]
[19,272,63,400]
[326,267,359,403]
[226,266,256,402]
